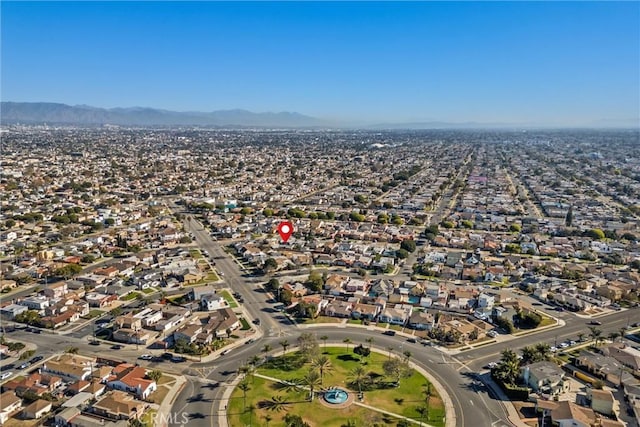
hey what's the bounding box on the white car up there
[138,354,153,360]
[0,372,13,380]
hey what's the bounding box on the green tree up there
[284,414,311,427]
[300,369,322,401]
[348,365,369,394]
[147,370,162,382]
[238,379,251,410]
[307,271,324,292]
[400,239,417,253]
[263,258,278,273]
[585,228,605,240]
[509,223,521,233]
[396,248,409,259]
[279,340,290,355]
[311,355,332,384]
[589,326,603,347]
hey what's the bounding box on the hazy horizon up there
[2,2,639,127]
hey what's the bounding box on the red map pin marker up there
[277,221,294,243]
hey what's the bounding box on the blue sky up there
[2,1,639,125]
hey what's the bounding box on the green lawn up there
[239,317,251,330]
[227,347,445,427]
[299,316,343,325]
[84,309,104,319]
[141,287,156,294]
[219,289,238,308]
[120,292,140,301]
[189,249,203,259]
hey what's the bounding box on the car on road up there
[555,307,565,312]
[171,356,186,363]
[18,362,30,370]
[589,320,602,325]
[0,372,13,380]
[484,362,498,369]
[220,349,231,356]
[29,356,43,364]
[245,338,256,344]
[89,340,100,345]
[252,318,261,325]
[138,354,153,360]
[407,338,417,343]
[419,339,432,346]
[111,344,123,350]
[383,330,396,336]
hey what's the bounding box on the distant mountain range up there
[1,102,638,129]
[0,102,329,128]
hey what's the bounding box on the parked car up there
[0,372,13,380]
[407,338,417,343]
[171,356,186,363]
[18,362,30,370]
[138,354,153,360]
[29,356,43,364]
[589,320,602,326]
[383,330,396,336]
[111,344,123,350]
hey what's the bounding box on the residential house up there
[0,304,27,320]
[106,365,156,399]
[522,361,568,395]
[92,391,146,420]
[43,282,68,299]
[42,354,95,382]
[408,311,435,330]
[22,399,52,420]
[324,300,353,318]
[535,400,623,427]
[350,302,380,321]
[0,391,22,425]
[112,328,151,345]
[576,350,626,384]
[378,304,412,325]
[204,308,240,339]
[586,388,615,416]
[200,294,228,311]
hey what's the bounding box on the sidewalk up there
[478,373,532,427]
[154,373,188,427]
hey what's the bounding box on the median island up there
[227,336,446,427]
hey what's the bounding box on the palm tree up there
[589,326,602,347]
[403,350,412,363]
[421,382,433,422]
[386,346,394,359]
[238,380,251,410]
[608,332,620,343]
[416,405,429,426]
[279,340,289,355]
[494,349,521,385]
[311,355,332,384]
[320,335,328,350]
[348,365,368,394]
[264,414,273,427]
[247,403,255,426]
[365,337,374,349]
[343,338,352,352]
[249,355,261,366]
[300,369,322,401]
[262,344,272,357]
[577,333,585,343]
[619,327,626,341]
